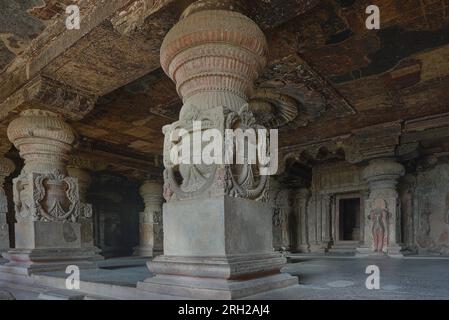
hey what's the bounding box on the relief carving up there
[14,170,80,223]
[369,199,389,253]
[163,104,270,202]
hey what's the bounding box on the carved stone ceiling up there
[1,0,449,177]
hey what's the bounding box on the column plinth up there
[137,0,297,299]
[356,158,406,257]
[133,180,163,257]
[1,109,97,274]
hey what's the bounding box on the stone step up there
[38,290,86,300]
[83,294,116,300]
[328,246,357,254]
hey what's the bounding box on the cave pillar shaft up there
[1,109,97,274]
[137,0,296,299]
[133,180,163,257]
[357,158,405,257]
[294,188,310,252]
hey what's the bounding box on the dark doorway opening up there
[338,198,360,241]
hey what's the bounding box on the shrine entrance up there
[330,194,363,253]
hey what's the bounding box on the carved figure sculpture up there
[369,198,388,253]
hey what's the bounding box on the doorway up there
[336,196,361,242]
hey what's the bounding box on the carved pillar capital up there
[294,188,310,204]
[362,158,405,195]
[7,109,76,175]
[140,180,163,206]
[160,0,267,111]
[160,2,271,203]
[7,109,81,223]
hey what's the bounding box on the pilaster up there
[294,188,310,253]
[356,158,406,257]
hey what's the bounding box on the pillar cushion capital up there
[294,188,310,201]
[160,2,267,104]
[362,158,405,184]
[140,180,163,203]
[7,109,76,175]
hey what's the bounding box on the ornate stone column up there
[67,164,103,260]
[133,180,163,257]
[138,0,297,299]
[294,188,310,252]
[1,109,97,274]
[356,158,405,257]
[0,157,14,264]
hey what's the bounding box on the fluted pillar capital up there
[7,109,76,175]
[362,158,405,196]
[140,180,163,207]
[160,0,267,112]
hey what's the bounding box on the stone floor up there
[249,256,449,300]
[1,256,449,300]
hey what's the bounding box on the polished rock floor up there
[1,256,449,300]
[249,256,449,300]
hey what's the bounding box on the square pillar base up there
[1,247,98,275]
[138,195,298,299]
[138,272,297,300]
[1,220,99,274]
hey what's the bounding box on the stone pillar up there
[320,193,332,249]
[356,158,405,257]
[67,165,103,260]
[1,109,97,274]
[133,180,163,257]
[0,157,14,264]
[294,188,310,252]
[138,0,297,299]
